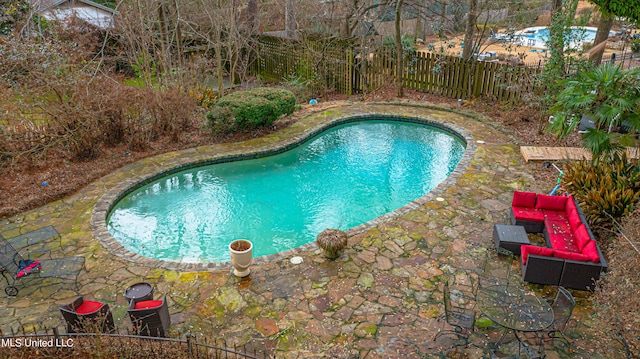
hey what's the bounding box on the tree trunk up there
[395,0,404,97]
[548,0,567,71]
[172,0,184,86]
[215,0,224,95]
[229,0,238,86]
[415,0,425,41]
[461,0,477,59]
[440,0,447,36]
[592,12,613,65]
[246,0,258,33]
[158,2,172,84]
[286,0,296,38]
[344,0,356,37]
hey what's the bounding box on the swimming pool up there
[106,118,466,263]
[514,26,603,49]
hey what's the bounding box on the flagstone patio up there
[0,102,621,358]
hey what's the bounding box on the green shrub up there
[245,87,296,116]
[206,87,296,133]
[205,106,235,133]
[562,155,640,230]
[631,38,640,53]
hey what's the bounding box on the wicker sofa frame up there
[511,193,608,291]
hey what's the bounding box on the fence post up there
[186,331,194,358]
[472,60,484,98]
[346,47,353,96]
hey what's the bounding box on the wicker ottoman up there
[493,224,530,255]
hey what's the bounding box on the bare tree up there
[245,0,258,33]
[395,0,404,96]
[461,0,477,59]
[114,0,257,92]
[286,0,296,37]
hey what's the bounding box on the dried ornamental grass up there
[316,229,348,260]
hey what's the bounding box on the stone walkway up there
[0,103,620,358]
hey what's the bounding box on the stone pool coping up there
[91,107,476,272]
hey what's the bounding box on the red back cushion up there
[553,250,590,262]
[521,245,555,265]
[574,224,592,251]
[134,300,162,310]
[565,196,577,213]
[581,240,601,263]
[513,191,537,208]
[535,194,568,211]
[75,300,103,315]
[568,209,583,232]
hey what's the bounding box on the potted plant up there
[229,239,253,277]
[316,229,348,260]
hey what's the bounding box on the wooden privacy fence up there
[253,37,541,103]
[254,36,354,95]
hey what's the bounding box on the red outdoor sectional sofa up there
[510,190,607,291]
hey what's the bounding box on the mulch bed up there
[0,87,581,219]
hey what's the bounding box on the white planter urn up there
[229,239,253,277]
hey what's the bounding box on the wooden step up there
[520,146,639,162]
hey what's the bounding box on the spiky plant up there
[316,229,348,260]
[562,154,640,231]
[549,63,640,160]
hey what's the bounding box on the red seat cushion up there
[75,300,103,315]
[574,224,592,252]
[134,300,163,309]
[545,218,572,236]
[521,245,555,265]
[535,194,568,211]
[543,210,567,222]
[553,250,591,262]
[512,191,537,208]
[581,240,601,263]
[512,206,544,222]
[546,226,579,253]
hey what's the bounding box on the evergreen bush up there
[207,87,296,133]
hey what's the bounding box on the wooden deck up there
[520,146,640,162]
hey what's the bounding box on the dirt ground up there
[421,31,633,68]
[420,1,639,67]
[0,87,578,220]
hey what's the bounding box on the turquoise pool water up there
[107,119,466,263]
[518,26,598,49]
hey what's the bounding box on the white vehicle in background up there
[477,51,498,62]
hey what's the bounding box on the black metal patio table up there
[477,284,554,356]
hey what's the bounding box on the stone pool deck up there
[0,102,621,358]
